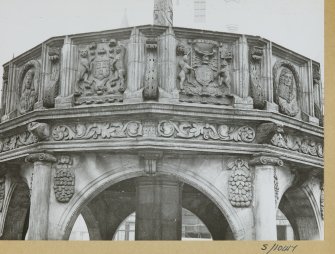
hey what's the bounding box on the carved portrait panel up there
[273,61,300,117]
[18,60,41,115]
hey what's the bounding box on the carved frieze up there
[273,61,300,117]
[0,131,38,154]
[270,126,323,158]
[53,155,75,203]
[228,159,252,207]
[43,48,60,108]
[0,176,5,212]
[177,40,233,105]
[52,121,143,141]
[158,121,255,142]
[143,39,159,100]
[74,38,126,105]
[249,46,265,109]
[18,60,41,115]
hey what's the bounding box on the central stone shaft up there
[135,175,182,240]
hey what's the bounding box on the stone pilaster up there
[34,43,48,110]
[233,35,253,109]
[135,175,182,240]
[250,155,283,240]
[25,152,56,240]
[124,28,146,102]
[263,41,278,112]
[55,36,78,108]
[158,27,179,102]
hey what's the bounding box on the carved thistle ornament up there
[228,159,252,207]
[54,155,75,203]
[74,39,126,105]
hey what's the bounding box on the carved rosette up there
[228,159,252,207]
[52,121,143,141]
[270,126,323,158]
[53,155,75,203]
[178,39,233,105]
[74,38,126,105]
[43,48,60,108]
[0,176,5,212]
[158,120,255,142]
[17,60,41,115]
[143,39,159,101]
[273,60,300,117]
[249,46,265,109]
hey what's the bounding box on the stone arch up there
[278,185,321,240]
[59,166,245,240]
[0,178,30,240]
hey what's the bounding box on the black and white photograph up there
[0,0,327,252]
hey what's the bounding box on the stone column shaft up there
[251,156,283,240]
[135,176,182,240]
[26,153,56,240]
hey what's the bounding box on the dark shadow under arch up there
[278,186,321,240]
[0,180,30,240]
[72,177,233,240]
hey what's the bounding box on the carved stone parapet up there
[230,95,253,109]
[250,155,284,167]
[53,155,75,203]
[25,153,57,163]
[139,151,163,175]
[27,122,50,141]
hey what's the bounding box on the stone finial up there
[154,0,173,26]
[25,153,57,163]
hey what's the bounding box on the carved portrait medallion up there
[273,61,300,117]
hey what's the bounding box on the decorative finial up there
[153,0,173,26]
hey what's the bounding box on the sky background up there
[0,0,324,86]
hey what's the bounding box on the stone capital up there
[139,151,163,175]
[25,152,57,163]
[250,155,283,167]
